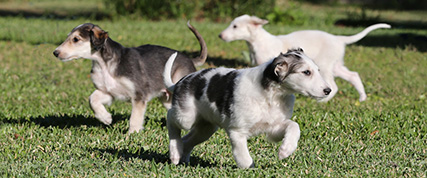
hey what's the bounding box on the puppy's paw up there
[171,157,180,165]
[181,153,191,164]
[359,94,367,102]
[128,126,143,134]
[236,161,255,169]
[170,152,181,165]
[95,112,112,125]
[278,143,297,160]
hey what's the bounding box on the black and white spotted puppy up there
[163,49,331,168]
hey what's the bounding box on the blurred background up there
[0,0,426,26]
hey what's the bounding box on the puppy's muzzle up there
[323,88,332,95]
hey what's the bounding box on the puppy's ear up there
[250,16,269,26]
[262,54,291,88]
[273,55,289,78]
[287,47,304,54]
[90,25,108,51]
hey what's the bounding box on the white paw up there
[171,157,180,165]
[95,112,112,125]
[359,94,367,102]
[128,126,143,134]
[278,143,297,160]
[170,151,181,165]
[236,161,255,169]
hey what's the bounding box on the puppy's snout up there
[323,88,332,95]
[218,33,223,39]
[53,50,60,57]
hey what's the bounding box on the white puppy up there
[219,15,391,102]
[163,49,331,168]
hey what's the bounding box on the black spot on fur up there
[261,61,280,89]
[172,68,215,106]
[207,70,238,117]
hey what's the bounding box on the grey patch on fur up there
[207,70,239,117]
[172,68,215,107]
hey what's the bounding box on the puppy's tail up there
[163,52,178,93]
[187,21,208,67]
[338,23,391,45]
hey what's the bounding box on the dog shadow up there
[335,18,427,30]
[355,33,427,52]
[91,147,218,168]
[2,113,131,129]
[3,114,217,167]
[335,19,427,52]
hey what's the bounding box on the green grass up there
[0,2,426,177]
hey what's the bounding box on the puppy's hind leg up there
[267,120,300,160]
[334,64,367,102]
[89,90,113,125]
[167,108,183,165]
[181,119,218,163]
[128,100,147,133]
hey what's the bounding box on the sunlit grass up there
[0,3,426,177]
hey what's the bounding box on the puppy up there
[219,15,391,102]
[163,48,331,168]
[53,22,207,133]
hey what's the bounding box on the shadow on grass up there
[1,113,130,129]
[335,19,427,52]
[2,113,218,167]
[352,33,427,52]
[92,147,218,168]
[335,19,427,30]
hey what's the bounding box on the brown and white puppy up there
[163,49,331,168]
[219,15,391,102]
[53,22,207,133]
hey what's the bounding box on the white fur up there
[163,52,178,91]
[165,51,331,168]
[219,15,391,102]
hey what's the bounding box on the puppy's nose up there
[218,33,222,39]
[53,50,60,57]
[323,88,332,95]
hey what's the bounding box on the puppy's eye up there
[302,70,311,76]
[233,25,237,29]
[73,37,79,42]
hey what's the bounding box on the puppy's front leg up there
[228,130,254,168]
[128,100,147,133]
[89,90,113,125]
[277,120,300,159]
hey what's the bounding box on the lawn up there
[0,1,426,177]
